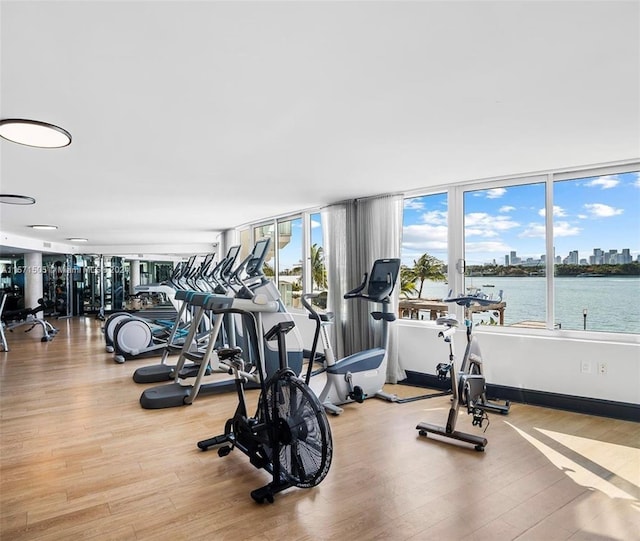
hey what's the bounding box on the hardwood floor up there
[1,317,638,540]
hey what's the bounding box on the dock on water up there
[399,298,506,324]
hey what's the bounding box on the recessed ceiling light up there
[0,194,36,205]
[67,238,88,242]
[29,224,58,230]
[0,118,71,148]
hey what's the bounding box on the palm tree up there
[408,253,446,298]
[310,243,327,290]
[400,265,418,298]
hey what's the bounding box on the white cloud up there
[402,223,448,253]
[310,219,321,229]
[465,212,520,237]
[465,240,511,254]
[554,221,582,237]
[519,223,546,238]
[584,203,624,218]
[519,221,581,238]
[499,205,516,213]
[465,227,498,238]
[420,209,447,226]
[486,188,507,199]
[404,198,425,210]
[538,205,567,218]
[585,175,620,189]
[632,172,640,188]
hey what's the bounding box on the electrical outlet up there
[597,362,607,375]
[580,361,592,374]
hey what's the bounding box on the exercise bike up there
[301,257,401,415]
[444,291,510,416]
[196,309,333,503]
[416,291,510,451]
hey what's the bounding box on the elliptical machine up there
[131,246,241,383]
[138,238,305,409]
[102,256,202,355]
[109,254,219,363]
[301,258,401,415]
[197,309,333,503]
[415,291,510,451]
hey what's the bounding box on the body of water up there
[412,276,640,334]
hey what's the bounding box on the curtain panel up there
[322,193,405,383]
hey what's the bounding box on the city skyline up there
[503,247,637,267]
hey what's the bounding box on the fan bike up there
[196,308,333,503]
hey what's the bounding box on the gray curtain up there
[322,193,405,383]
[322,202,348,360]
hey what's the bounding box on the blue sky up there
[403,171,640,267]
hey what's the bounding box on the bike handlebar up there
[443,289,503,307]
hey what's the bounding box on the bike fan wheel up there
[262,371,332,488]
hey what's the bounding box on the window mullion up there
[545,173,555,330]
[302,211,312,294]
[448,185,465,320]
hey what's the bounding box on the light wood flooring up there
[1,317,639,540]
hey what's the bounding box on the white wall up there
[292,313,640,405]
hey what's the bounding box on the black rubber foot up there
[217,446,232,457]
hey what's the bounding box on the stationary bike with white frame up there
[302,258,401,415]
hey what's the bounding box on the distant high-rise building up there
[593,248,603,265]
[622,248,632,263]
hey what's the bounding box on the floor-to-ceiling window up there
[234,212,328,312]
[399,192,448,320]
[276,216,303,309]
[553,169,640,333]
[463,180,547,327]
[308,211,327,310]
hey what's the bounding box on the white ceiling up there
[1,0,638,256]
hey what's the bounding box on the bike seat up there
[436,314,459,327]
[217,347,242,361]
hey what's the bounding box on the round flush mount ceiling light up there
[0,118,72,148]
[0,194,36,205]
[29,224,58,230]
